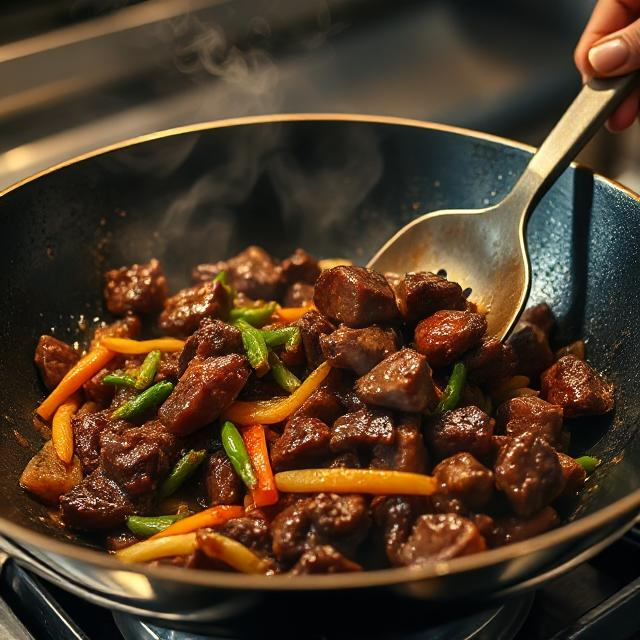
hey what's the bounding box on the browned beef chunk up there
[159,280,230,337]
[355,348,437,413]
[178,318,243,376]
[106,531,139,551]
[213,515,271,554]
[556,340,586,361]
[415,310,487,368]
[290,545,362,574]
[270,416,331,471]
[521,303,556,335]
[330,407,395,452]
[34,335,79,389]
[90,316,141,350]
[433,452,494,509]
[100,420,177,496]
[541,355,614,418]
[60,470,134,531]
[297,310,335,368]
[328,451,362,468]
[320,325,398,375]
[206,451,243,506]
[371,415,428,473]
[73,410,115,473]
[281,248,321,285]
[82,367,116,405]
[314,266,400,328]
[425,406,494,460]
[507,321,554,380]
[463,337,516,385]
[271,499,312,562]
[486,507,559,547]
[398,272,467,326]
[556,452,587,497]
[458,383,489,412]
[397,514,486,565]
[283,282,315,307]
[156,352,180,382]
[158,354,250,435]
[295,385,345,425]
[494,432,564,516]
[496,395,564,448]
[103,259,167,316]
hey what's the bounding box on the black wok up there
[0,114,638,623]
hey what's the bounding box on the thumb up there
[588,18,640,76]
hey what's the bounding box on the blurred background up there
[1,0,639,193]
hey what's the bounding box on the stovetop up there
[1,525,638,640]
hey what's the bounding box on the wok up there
[0,114,638,623]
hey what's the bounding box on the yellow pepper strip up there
[52,393,81,464]
[100,337,185,355]
[318,258,353,271]
[223,361,331,425]
[272,303,315,324]
[197,530,272,574]
[116,533,197,563]
[149,504,244,540]
[275,468,438,496]
[37,346,116,421]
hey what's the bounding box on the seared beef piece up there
[495,396,564,448]
[556,340,586,361]
[178,318,243,376]
[100,420,177,496]
[541,355,614,418]
[156,352,180,382]
[271,499,312,561]
[463,337,516,385]
[494,432,565,517]
[206,451,243,506]
[486,507,559,547]
[104,259,167,316]
[60,470,134,531]
[371,415,429,473]
[295,384,345,425]
[433,452,494,509]
[330,407,395,452]
[159,280,230,337]
[90,315,141,350]
[237,375,288,402]
[106,531,139,551]
[458,383,488,411]
[397,272,466,326]
[355,348,437,413]
[397,514,486,566]
[320,325,398,375]
[328,451,362,468]
[110,386,137,410]
[425,406,494,460]
[213,516,271,554]
[314,266,400,328]
[290,545,362,574]
[283,282,315,307]
[507,321,554,380]
[414,310,487,367]
[34,335,79,389]
[83,367,117,405]
[521,303,555,336]
[73,410,115,473]
[281,248,321,285]
[158,354,250,435]
[557,452,587,497]
[270,416,331,471]
[297,310,336,368]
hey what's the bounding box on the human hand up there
[575,0,640,131]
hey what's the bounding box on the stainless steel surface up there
[368,74,638,339]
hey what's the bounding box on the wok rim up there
[0,112,638,592]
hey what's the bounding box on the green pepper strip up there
[221,420,257,489]
[159,449,207,498]
[111,381,174,420]
[213,270,233,297]
[126,514,185,538]
[134,349,161,391]
[575,455,601,474]
[435,363,466,413]
[261,326,301,352]
[268,351,301,394]
[233,319,270,376]
[102,372,137,387]
[229,302,277,327]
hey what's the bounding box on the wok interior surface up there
[0,115,639,602]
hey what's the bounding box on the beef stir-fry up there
[22,246,614,575]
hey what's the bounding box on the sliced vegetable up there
[37,345,116,421]
[435,362,466,413]
[233,319,269,376]
[102,372,137,387]
[100,337,185,355]
[126,514,185,537]
[159,449,206,498]
[135,349,161,391]
[116,533,197,563]
[223,361,331,425]
[268,351,300,394]
[77,400,100,416]
[150,505,245,540]
[275,468,438,496]
[575,456,601,474]
[213,270,233,297]
[51,393,81,464]
[229,302,277,327]
[222,421,257,489]
[241,424,278,507]
[197,530,272,574]
[260,326,301,352]
[111,381,174,421]
[273,303,315,323]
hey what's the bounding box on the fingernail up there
[588,38,629,73]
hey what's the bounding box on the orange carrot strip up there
[100,337,185,354]
[223,361,331,425]
[37,346,116,421]
[149,505,244,540]
[241,424,279,507]
[51,393,81,464]
[273,303,315,323]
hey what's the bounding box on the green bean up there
[102,372,137,387]
[575,455,600,474]
[159,449,207,498]
[261,326,301,352]
[435,363,466,413]
[233,319,270,376]
[134,349,161,391]
[111,381,174,420]
[221,420,256,489]
[268,351,301,394]
[126,514,185,538]
[229,302,277,327]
